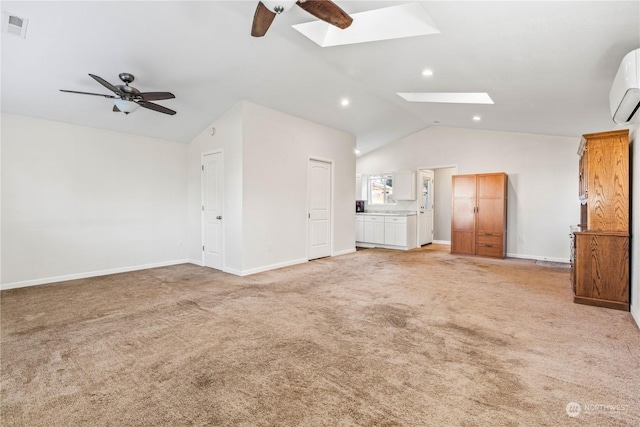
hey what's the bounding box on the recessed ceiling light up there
[354,148,361,155]
[397,92,494,104]
[341,98,350,107]
[422,69,434,77]
[473,116,481,121]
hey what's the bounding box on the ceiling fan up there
[252,0,353,37]
[60,73,176,115]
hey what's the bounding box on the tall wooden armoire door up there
[476,173,507,258]
[451,174,476,254]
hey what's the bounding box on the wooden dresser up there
[572,129,629,311]
[451,172,508,258]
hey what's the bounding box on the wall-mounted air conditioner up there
[610,48,640,124]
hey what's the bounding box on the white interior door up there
[202,152,223,269]
[308,159,332,260]
[419,169,434,245]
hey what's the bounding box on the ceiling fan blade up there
[60,89,118,99]
[251,2,277,37]
[88,74,123,96]
[138,101,176,116]
[296,0,353,29]
[137,92,175,101]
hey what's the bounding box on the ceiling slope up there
[1,1,639,155]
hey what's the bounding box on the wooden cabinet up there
[578,130,629,232]
[451,173,507,258]
[573,129,629,311]
[573,232,629,311]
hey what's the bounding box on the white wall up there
[357,126,578,262]
[241,102,356,273]
[433,167,455,242]
[630,125,640,329]
[1,114,188,289]
[186,101,356,276]
[186,102,244,272]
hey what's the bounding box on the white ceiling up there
[2,1,639,155]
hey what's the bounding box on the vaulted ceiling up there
[2,1,639,155]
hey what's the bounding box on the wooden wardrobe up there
[451,172,508,258]
[572,129,629,311]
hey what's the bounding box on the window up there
[368,174,395,205]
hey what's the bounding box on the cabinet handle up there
[485,233,493,236]
[484,244,493,247]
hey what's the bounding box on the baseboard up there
[225,258,308,277]
[188,258,204,267]
[506,253,570,263]
[332,248,357,256]
[631,304,640,330]
[355,243,413,251]
[433,240,451,245]
[224,250,355,277]
[0,259,191,291]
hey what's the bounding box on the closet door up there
[451,174,477,254]
[476,173,507,258]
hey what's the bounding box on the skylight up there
[292,2,440,47]
[397,93,495,104]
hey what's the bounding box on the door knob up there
[216,216,222,220]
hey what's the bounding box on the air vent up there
[2,12,28,38]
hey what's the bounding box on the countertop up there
[356,211,417,216]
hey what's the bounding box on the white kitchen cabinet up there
[355,215,364,242]
[364,215,385,244]
[356,214,417,249]
[355,174,368,200]
[393,170,416,200]
[384,216,408,246]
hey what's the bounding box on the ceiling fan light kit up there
[113,99,140,114]
[262,1,297,14]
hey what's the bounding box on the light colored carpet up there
[1,245,639,426]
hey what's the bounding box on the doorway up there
[417,166,457,245]
[308,159,332,260]
[419,169,435,245]
[202,151,224,270]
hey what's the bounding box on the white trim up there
[506,252,570,263]
[188,258,204,267]
[0,259,190,290]
[631,304,640,330]
[224,258,308,277]
[355,243,413,251]
[416,165,457,248]
[332,248,356,256]
[417,164,458,171]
